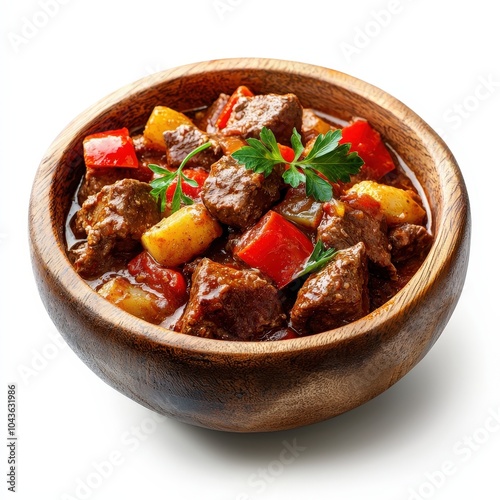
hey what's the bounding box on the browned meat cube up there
[201,155,281,229]
[222,93,302,145]
[163,124,222,170]
[176,258,286,340]
[317,203,396,276]
[72,179,160,278]
[291,242,369,334]
[78,168,127,205]
[388,223,433,264]
[195,93,229,133]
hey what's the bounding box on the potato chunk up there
[141,203,223,267]
[98,277,168,324]
[143,106,193,150]
[347,180,426,226]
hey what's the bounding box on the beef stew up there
[66,86,433,341]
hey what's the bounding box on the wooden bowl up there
[29,58,470,432]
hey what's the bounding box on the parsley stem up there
[149,141,211,213]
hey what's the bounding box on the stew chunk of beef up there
[176,258,286,340]
[201,155,281,229]
[388,223,433,263]
[222,93,302,145]
[163,124,222,170]
[291,242,369,334]
[72,179,160,279]
[78,165,154,205]
[317,203,396,276]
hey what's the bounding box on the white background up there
[1,0,499,499]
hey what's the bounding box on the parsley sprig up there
[232,127,364,202]
[294,241,337,280]
[148,141,211,213]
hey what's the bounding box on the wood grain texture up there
[28,59,471,432]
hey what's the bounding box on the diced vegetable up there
[347,180,426,225]
[83,128,138,168]
[165,168,208,205]
[219,136,246,155]
[234,211,314,288]
[340,120,395,180]
[302,108,333,136]
[141,203,223,267]
[143,106,193,150]
[349,192,381,214]
[278,144,295,163]
[128,251,187,309]
[98,276,168,324]
[216,85,254,129]
[324,198,346,218]
[274,186,324,229]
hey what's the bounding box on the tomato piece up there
[83,128,139,168]
[216,85,254,130]
[278,144,295,163]
[339,120,395,179]
[234,211,314,288]
[128,252,187,309]
[165,168,209,204]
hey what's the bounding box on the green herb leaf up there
[294,241,337,279]
[148,141,211,213]
[305,129,341,159]
[181,174,199,188]
[305,143,363,183]
[148,164,171,176]
[232,133,283,177]
[290,128,305,160]
[303,169,333,202]
[282,165,305,188]
[232,126,364,202]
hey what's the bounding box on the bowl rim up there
[30,57,469,357]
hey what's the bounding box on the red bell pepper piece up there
[83,128,139,168]
[165,168,209,204]
[234,211,314,288]
[278,144,295,164]
[216,85,254,130]
[128,251,187,309]
[340,120,395,180]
